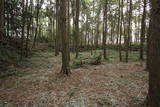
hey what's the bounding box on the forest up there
[0,0,160,106]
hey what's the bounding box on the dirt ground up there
[0,51,148,107]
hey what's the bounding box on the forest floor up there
[0,46,148,107]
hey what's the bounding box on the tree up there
[139,0,146,60]
[95,3,101,48]
[25,0,33,57]
[102,0,108,60]
[146,0,160,106]
[60,0,71,75]
[125,0,132,62]
[119,0,123,62]
[33,0,43,48]
[21,0,27,60]
[75,0,80,58]
[67,0,71,61]
[55,0,60,56]
[0,0,4,40]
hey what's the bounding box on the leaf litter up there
[0,52,148,107]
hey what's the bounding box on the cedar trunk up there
[0,0,4,40]
[60,0,71,75]
[75,0,80,58]
[147,0,160,106]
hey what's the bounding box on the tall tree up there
[125,0,132,62]
[25,0,32,57]
[0,0,4,40]
[119,0,123,62]
[102,0,108,59]
[139,0,146,60]
[75,0,80,58]
[21,0,27,60]
[67,0,71,61]
[95,4,101,48]
[146,0,160,106]
[60,0,71,75]
[33,0,43,48]
[55,0,60,56]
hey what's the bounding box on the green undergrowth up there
[0,65,30,78]
[32,49,55,58]
[0,48,143,77]
[72,49,143,68]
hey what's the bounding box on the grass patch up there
[32,50,54,58]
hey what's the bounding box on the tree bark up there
[75,0,80,58]
[0,0,4,40]
[139,0,146,60]
[125,0,132,62]
[60,0,71,75]
[147,0,160,106]
[119,0,123,62]
[103,0,108,60]
[21,0,27,60]
[55,0,60,56]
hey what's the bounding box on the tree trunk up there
[146,19,151,71]
[102,0,108,60]
[147,0,160,106]
[85,14,88,47]
[67,0,70,61]
[60,0,71,75]
[125,0,132,62]
[75,0,80,58]
[0,0,4,40]
[21,0,26,60]
[139,0,146,60]
[119,0,123,62]
[25,0,32,57]
[55,0,60,56]
[33,0,40,48]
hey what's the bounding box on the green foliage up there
[72,48,143,68]
[32,49,54,58]
[72,51,102,68]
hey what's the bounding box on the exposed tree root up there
[60,68,71,76]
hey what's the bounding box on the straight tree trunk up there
[33,0,40,48]
[25,0,32,57]
[85,14,88,47]
[67,0,70,61]
[146,19,151,71]
[137,5,141,43]
[75,0,80,58]
[60,0,71,75]
[147,0,160,106]
[103,0,108,60]
[21,0,26,60]
[0,0,4,40]
[96,11,100,48]
[125,0,132,62]
[119,0,123,62]
[116,10,120,45]
[55,0,60,56]
[139,0,146,60]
